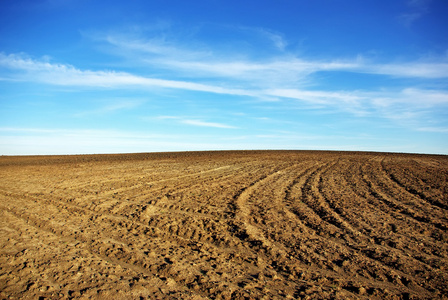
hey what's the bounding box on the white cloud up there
[180,119,237,129]
[363,62,448,78]
[74,99,144,117]
[148,116,237,129]
[153,115,179,120]
[95,34,448,82]
[372,88,448,107]
[235,26,288,51]
[2,50,448,128]
[417,127,448,133]
[2,52,447,102]
[150,57,362,89]
[264,89,363,105]
[398,0,431,27]
[158,56,448,80]
[103,33,211,60]
[0,53,256,96]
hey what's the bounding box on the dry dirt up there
[0,150,447,299]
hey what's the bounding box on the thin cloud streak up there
[417,127,448,133]
[398,0,431,27]
[0,53,256,96]
[97,34,448,80]
[73,99,144,117]
[2,52,448,124]
[363,62,448,78]
[149,116,237,129]
[264,89,363,105]
[181,119,238,129]
[3,53,448,103]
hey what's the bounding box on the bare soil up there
[0,150,447,299]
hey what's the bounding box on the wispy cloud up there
[363,61,448,78]
[264,89,363,106]
[94,33,448,81]
[417,126,448,133]
[2,38,448,131]
[234,26,288,51]
[2,51,448,121]
[398,0,431,27]
[150,116,237,129]
[74,99,144,117]
[180,119,237,129]
[153,115,179,120]
[0,53,255,95]
[369,88,448,116]
[102,33,211,60]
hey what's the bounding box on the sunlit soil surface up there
[1,150,447,299]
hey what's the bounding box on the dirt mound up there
[1,151,447,299]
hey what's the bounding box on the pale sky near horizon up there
[1,0,448,155]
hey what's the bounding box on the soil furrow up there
[0,196,232,299]
[360,160,448,238]
[380,158,448,212]
[298,160,363,240]
[1,151,447,299]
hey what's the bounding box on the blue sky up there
[1,0,448,155]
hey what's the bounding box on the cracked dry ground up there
[0,151,447,299]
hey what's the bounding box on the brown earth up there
[0,150,447,299]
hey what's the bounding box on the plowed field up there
[1,151,447,299]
